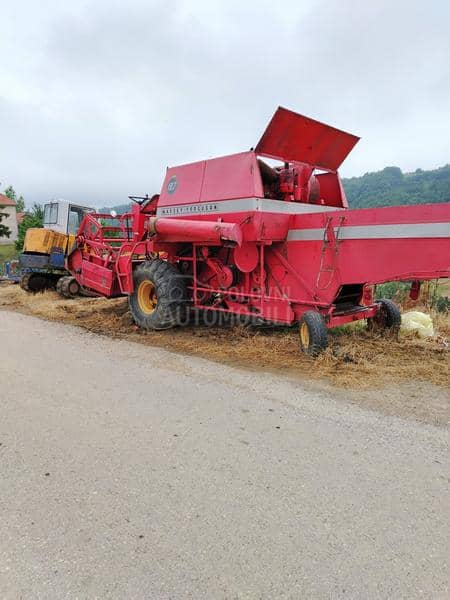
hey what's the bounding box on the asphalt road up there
[0,311,449,599]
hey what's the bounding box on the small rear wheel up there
[367,298,401,334]
[299,311,328,356]
[129,259,187,330]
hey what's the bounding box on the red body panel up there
[286,203,450,290]
[255,106,360,170]
[158,152,263,208]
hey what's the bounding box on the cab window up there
[43,203,58,225]
[68,206,85,234]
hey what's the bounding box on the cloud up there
[0,0,449,207]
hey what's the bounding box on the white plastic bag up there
[401,311,434,338]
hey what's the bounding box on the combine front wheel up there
[367,298,401,334]
[299,311,328,356]
[129,260,187,330]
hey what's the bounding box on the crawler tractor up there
[20,199,93,294]
[64,107,449,354]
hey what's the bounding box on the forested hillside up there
[101,164,450,213]
[343,164,450,208]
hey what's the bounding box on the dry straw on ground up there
[1,283,448,391]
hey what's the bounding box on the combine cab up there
[65,107,449,354]
[20,200,94,294]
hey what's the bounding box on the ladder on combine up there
[315,216,345,291]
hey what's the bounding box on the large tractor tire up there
[128,260,187,330]
[367,298,401,334]
[299,311,329,356]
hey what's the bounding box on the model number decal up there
[159,203,219,216]
[166,175,178,194]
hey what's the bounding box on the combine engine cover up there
[255,106,360,170]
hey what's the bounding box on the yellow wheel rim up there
[300,322,310,347]
[137,280,158,314]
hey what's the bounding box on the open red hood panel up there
[255,107,360,170]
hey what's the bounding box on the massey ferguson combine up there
[63,107,449,354]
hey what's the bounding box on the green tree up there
[16,195,25,212]
[3,185,25,212]
[0,203,11,239]
[15,203,44,251]
[3,185,16,202]
[342,164,450,208]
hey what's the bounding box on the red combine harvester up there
[66,107,450,354]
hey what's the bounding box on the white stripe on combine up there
[287,222,450,241]
[156,198,340,217]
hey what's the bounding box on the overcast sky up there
[1,0,449,208]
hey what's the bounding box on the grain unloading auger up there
[66,107,450,354]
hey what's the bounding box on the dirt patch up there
[1,283,449,426]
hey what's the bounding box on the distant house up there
[0,193,19,244]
